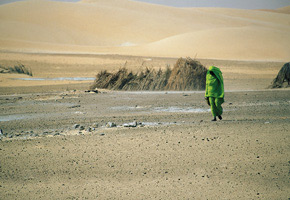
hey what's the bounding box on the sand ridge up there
[0,0,289,61]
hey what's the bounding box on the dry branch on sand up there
[270,62,290,88]
[90,57,207,91]
[0,64,33,76]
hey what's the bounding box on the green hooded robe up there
[205,66,224,117]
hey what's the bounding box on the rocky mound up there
[271,62,290,88]
[90,57,207,91]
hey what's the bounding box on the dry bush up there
[166,57,207,90]
[271,62,290,88]
[0,64,33,76]
[90,57,207,91]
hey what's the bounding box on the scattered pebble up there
[73,124,80,129]
[85,89,99,93]
[86,127,92,132]
[30,133,39,137]
[123,121,137,127]
[92,123,99,128]
[106,122,116,128]
[69,105,81,109]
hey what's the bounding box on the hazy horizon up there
[134,0,290,9]
[0,0,289,9]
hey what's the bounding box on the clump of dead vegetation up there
[270,62,290,88]
[0,64,33,76]
[90,57,207,91]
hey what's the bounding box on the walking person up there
[205,66,224,121]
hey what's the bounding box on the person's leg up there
[215,98,224,120]
[209,97,217,121]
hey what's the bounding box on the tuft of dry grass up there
[0,64,33,76]
[90,57,207,91]
[271,62,290,88]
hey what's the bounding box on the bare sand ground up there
[0,53,290,199]
[0,88,290,199]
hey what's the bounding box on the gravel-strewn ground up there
[0,89,289,199]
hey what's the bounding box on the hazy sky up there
[0,0,79,5]
[0,0,290,9]
[134,0,290,9]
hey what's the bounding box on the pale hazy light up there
[1,0,289,9]
[133,0,290,9]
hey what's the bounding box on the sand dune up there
[0,0,289,61]
[276,5,290,14]
[136,26,290,60]
[258,6,290,14]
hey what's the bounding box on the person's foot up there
[211,117,217,121]
[218,115,222,120]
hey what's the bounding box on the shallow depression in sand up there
[0,109,70,122]
[0,114,28,122]
[154,107,211,113]
[111,106,211,113]
[14,77,95,81]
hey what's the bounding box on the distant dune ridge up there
[0,0,290,61]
